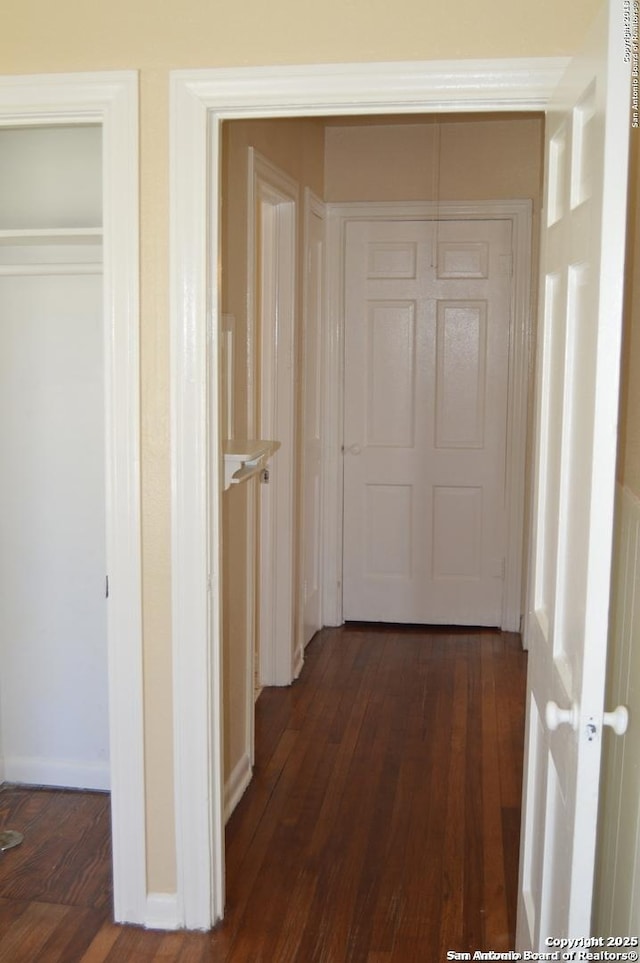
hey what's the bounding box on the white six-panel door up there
[517,0,630,947]
[343,217,513,625]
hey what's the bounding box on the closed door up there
[343,217,512,625]
[0,272,108,789]
[516,0,630,946]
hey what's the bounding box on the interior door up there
[302,191,325,646]
[517,0,631,947]
[0,273,108,789]
[253,152,297,687]
[342,217,513,625]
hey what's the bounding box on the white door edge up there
[0,72,145,926]
[169,57,565,930]
[301,187,326,659]
[325,199,533,632]
[248,148,298,690]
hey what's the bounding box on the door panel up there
[517,0,631,947]
[343,217,512,625]
[0,274,108,789]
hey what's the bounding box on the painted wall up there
[325,115,544,202]
[0,0,601,896]
[593,133,640,935]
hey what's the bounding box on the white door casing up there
[0,74,145,926]
[301,189,326,650]
[343,216,514,626]
[249,149,298,688]
[170,58,567,929]
[517,1,631,948]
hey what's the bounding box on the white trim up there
[169,58,564,930]
[224,752,253,823]
[2,757,110,791]
[144,893,182,931]
[0,264,103,277]
[170,76,225,930]
[172,59,566,117]
[0,72,144,925]
[325,199,532,632]
[249,149,299,688]
[300,188,327,651]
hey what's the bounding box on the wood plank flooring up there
[0,625,527,961]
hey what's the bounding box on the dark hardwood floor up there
[0,625,527,961]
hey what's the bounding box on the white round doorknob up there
[603,705,629,736]
[348,444,362,455]
[545,701,578,731]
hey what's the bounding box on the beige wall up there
[325,115,544,202]
[0,0,602,895]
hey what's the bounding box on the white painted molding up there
[0,71,144,927]
[2,757,110,792]
[144,893,182,931]
[325,199,532,632]
[170,74,225,931]
[172,59,567,116]
[224,753,253,823]
[301,188,327,652]
[169,58,562,930]
[249,149,299,689]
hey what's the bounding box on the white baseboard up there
[144,892,182,931]
[293,643,304,680]
[2,756,110,791]
[224,752,252,823]
[0,756,5,785]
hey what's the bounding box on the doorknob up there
[347,444,362,455]
[603,705,629,736]
[545,701,578,731]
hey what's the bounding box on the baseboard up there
[2,756,110,791]
[293,643,304,680]
[224,752,252,823]
[144,892,182,931]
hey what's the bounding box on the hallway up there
[0,625,526,961]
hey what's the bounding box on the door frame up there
[249,148,298,688]
[326,199,532,632]
[0,73,145,925]
[170,58,566,929]
[300,187,327,657]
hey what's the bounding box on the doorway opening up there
[218,110,542,830]
[169,59,563,930]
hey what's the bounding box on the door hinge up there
[106,575,110,599]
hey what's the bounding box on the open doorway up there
[218,111,542,833]
[169,59,564,930]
